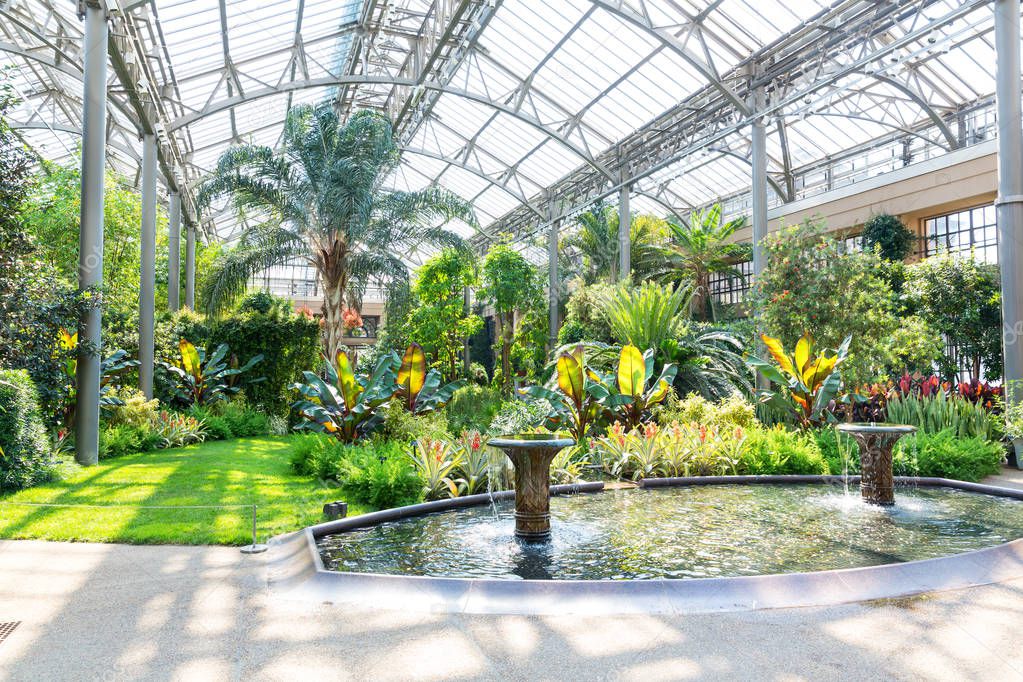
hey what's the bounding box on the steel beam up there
[995,0,1023,467]
[185,222,196,309]
[74,1,107,468]
[168,191,181,311]
[751,93,768,282]
[139,134,157,398]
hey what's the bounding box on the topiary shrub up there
[0,369,57,490]
[860,213,915,261]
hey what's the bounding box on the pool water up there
[316,485,1023,580]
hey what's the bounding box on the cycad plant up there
[197,105,476,361]
[599,281,692,354]
[658,204,750,320]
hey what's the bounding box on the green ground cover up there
[0,436,367,545]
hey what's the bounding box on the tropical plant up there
[479,243,543,391]
[393,343,465,415]
[886,392,1000,440]
[196,105,475,361]
[600,281,691,356]
[453,430,494,495]
[660,325,753,400]
[404,249,483,378]
[160,339,264,407]
[151,410,207,448]
[657,204,750,320]
[57,329,140,426]
[522,345,628,441]
[751,219,899,387]
[748,332,851,429]
[905,255,1002,382]
[561,201,667,283]
[292,351,397,443]
[407,437,464,500]
[608,344,677,427]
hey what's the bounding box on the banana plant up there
[161,339,264,406]
[291,351,397,442]
[393,343,465,415]
[58,329,140,425]
[747,332,850,429]
[610,344,678,428]
[522,345,628,441]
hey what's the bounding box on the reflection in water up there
[513,538,554,580]
[317,485,1023,581]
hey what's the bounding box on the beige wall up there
[732,140,998,248]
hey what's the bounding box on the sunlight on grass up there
[0,436,368,545]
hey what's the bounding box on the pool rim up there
[266,476,1023,615]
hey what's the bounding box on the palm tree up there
[196,105,475,361]
[658,204,750,321]
[561,201,665,284]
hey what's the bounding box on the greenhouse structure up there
[2,0,1023,678]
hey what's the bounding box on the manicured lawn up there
[0,436,368,545]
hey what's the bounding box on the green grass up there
[0,436,369,545]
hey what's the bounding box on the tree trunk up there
[501,311,513,393]
[319,249,348,365]
[692,271,709,321]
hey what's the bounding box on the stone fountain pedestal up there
[836,423,917,506]
[488,435,575,540]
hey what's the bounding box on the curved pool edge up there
[265,476,1023,616]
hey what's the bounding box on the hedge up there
[0,369,57,490]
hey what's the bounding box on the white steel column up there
[139,134,157,398]
[185,222,196,309]
[167,192,181,311]
[995,0,1023,467]
[75,1,108,467]
[618,184,631,281]
[751,89,768,283]
[548,218,560,351]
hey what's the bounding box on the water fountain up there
[835,423,917,505]
[487,434,575,540]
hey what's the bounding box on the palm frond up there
[200,225,304,316]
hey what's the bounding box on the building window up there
[923,205,997,263]
[708,259,753,305]
[839,233,862,254]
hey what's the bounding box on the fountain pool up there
[317,483,1023,580]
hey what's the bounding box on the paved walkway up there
[985,466,1023,491]
[0,540,1022,680]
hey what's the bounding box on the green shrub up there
[216,400,269,438]
[446,385,504,434]
[289,433,345,479]
[342,446,424,509]
[0,370,57,490]
[740,426,829,475]
[894,430,1004,482]
[379,401,450,444]
[99,424,146,459]
[187,406,233,441]
[813,427,860,474]
[655,392,758,430]
[207,298,320,417]
[886,393,1000,440]
[487,398,550,436]
[105,387,160,429]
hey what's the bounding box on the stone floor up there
[0,539,1022,681]
[985,465,1023,491]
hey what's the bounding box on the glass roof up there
[0,0,1011,249]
